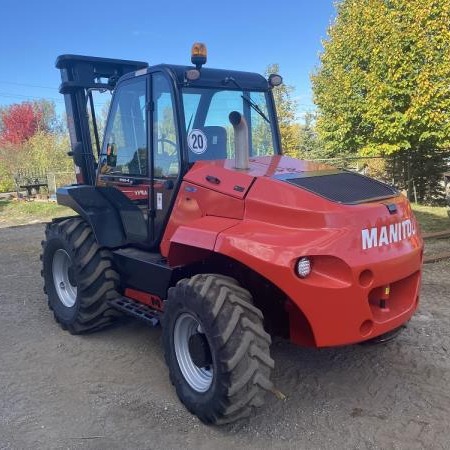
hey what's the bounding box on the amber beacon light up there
[191,42,207,69]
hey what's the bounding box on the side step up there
[109,296,160,326]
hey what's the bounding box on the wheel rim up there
[173,313,213,393]
[52,249,77,308]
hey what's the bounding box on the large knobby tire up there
[41,217,120,334]
[162,274,274,424]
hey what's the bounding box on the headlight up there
[296,257,312,278]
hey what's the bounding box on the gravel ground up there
[1,224,449,450]
[423,237,450,259]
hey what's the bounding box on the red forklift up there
[41,44,423,424]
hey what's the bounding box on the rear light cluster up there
[293,255,352,287]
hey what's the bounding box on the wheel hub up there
[67,266,76,286]
[173,313,213,393]
[52,249,77,308]
[188,333,212,368]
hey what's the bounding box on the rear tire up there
[162,274,274,424]
[41,217,120,334]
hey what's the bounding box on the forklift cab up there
[56,45,282,248]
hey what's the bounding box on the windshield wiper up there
[224,76,271,124]
[241,94,270,124]
[186,113,194,133]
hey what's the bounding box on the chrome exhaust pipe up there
[229,111,249,170]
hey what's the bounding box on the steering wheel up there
[157,137,177,152]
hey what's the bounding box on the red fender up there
[164,216,240,266]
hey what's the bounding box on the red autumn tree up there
[0,102,43,146]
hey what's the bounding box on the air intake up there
[276,171,397,204]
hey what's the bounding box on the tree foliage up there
[0,102,42,146]
[0,100,72,192]
[297,112,323,159]
[265,64,299,157]
[312,0,450,202]
[34,99,64,133]
[21,131,72,172]
[0,100,63,146]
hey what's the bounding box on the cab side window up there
[152,73,179,178]
[101,78,147,176]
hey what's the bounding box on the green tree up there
[265,64,299,157]
[297,112,323,159]
[32,100,64,133]
[312,0,450,202]
[0,143,22,192]
[20,131,72,173]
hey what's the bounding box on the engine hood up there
[184,155,341,199]
[185,155,397,204]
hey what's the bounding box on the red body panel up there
[161,156,423,347]
[160,182,244,256]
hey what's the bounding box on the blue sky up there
[0,0,336,119]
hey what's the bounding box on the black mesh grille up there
[282,172,397,204]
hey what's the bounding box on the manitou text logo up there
[362,219,417,250]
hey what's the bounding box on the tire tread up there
[41,217,120,334]
[163,273,274,425]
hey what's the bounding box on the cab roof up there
[120,64,270,91]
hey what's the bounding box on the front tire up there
[163,274,274,424]
[41,217,120,334]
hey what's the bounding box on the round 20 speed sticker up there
[188,129,207,155]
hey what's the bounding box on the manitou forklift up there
[41,44,423,424]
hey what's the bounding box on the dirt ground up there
[1,224,449,450]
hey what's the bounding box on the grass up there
[0,199,74,228]
[411,204,449,234]
[0,198,448,233]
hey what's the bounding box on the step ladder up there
[109,296,160,326]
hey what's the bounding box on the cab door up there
[150,72,181,245]
[97,75,151,242]
[97,72,181,247]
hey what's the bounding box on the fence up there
[311,155,388,177]
[310,156,399,189]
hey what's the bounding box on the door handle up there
[205,175,221,185]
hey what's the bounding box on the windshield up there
[182,87,277,162]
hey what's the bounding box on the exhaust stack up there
[229,111,249,170]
